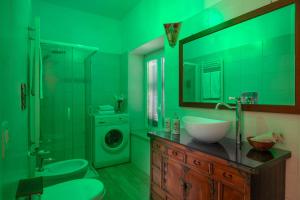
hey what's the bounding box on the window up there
[145,50,165,129]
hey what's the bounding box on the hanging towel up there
[211,71,221,99]
[202,72,211,99]
[98,105,114,111]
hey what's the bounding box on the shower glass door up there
[40,43,86,161]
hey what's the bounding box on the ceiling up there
[42,0,142,19]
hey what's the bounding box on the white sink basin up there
[182,116,231,143]
[36,159,88,187]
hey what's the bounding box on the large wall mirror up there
[179,0,299,113]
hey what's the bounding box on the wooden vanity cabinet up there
[150,138,287,200]
[184,167,212,200]
[163,159,185,199]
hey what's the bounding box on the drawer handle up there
[222,172,233,179]
[172,150,178,156]
[154,143,160,149]
[185,182,192,193]
[193,159,201,166]
[179,177,185,186]
[179,178,192,193]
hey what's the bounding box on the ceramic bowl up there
[247,136,275,151]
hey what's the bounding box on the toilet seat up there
[41,178,105,200]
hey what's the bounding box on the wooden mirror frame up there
[179,0,300,114]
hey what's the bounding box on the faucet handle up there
[44,157,54,162]
[37,149,51,156]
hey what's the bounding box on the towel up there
[97,110,115,115]
[202,72,211,99]
[98,105,114,111]
[211,71,221,99]
[251,132,284,143]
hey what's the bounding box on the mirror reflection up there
[182,4,295,105]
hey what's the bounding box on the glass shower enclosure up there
[38,40,97,162]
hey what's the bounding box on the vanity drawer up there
[186,154,211,175]
[213,165,246,191]
[167,147,185,162]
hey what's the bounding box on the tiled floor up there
[97,163,150,200]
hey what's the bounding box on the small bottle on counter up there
[172,113,180,134]
[164,118,171,133]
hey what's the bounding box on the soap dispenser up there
[172,113,180,134]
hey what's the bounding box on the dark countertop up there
[148,130,291,174]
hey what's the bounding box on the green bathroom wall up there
[123,0,207,174]
[0,0,31,199]
[123,0,209,134]
[91,52,122,107]
[120,53,129,112]
[121,0,206,52]
[128,53,147,130]
[131,132,150,175]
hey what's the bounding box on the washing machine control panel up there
[95,114,129,126]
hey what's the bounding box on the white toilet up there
[41,179,105,200]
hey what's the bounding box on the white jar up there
[164,118,171,133]
[172,114,180,134]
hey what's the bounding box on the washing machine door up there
[102,129,127,152]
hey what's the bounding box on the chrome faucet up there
[215,97,242,145]
[36,149,52,172]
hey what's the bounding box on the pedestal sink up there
[182,116,231,143]
[35,159,88,187]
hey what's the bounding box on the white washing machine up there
[93,113,130,168]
